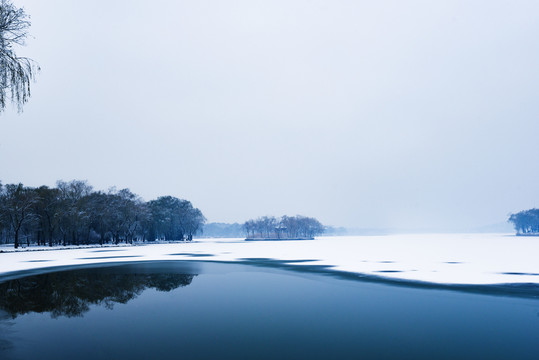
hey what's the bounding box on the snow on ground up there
[0,233,537,285]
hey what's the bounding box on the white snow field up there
[0,233,537,285]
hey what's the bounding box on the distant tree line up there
[242,215,324,239]
[508,209,539,235]
[202,222,244,238]
[0,180,206,248]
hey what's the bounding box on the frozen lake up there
[1,261,539,359]
[2,233,539,286]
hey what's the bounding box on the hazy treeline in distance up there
[202,222,244,238]
[0,180,205,248]
[243,215,325,239]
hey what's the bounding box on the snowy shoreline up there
[0,233,537,287]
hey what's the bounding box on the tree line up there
[508,208,539,235]
[0,180,206,248]
[242,215,325,239]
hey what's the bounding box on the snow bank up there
[0,233,537,285]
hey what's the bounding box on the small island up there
[242,215,324,241]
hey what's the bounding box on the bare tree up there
[0,183,39,248]
[0,0,38,112]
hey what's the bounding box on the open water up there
[0,261,538,359]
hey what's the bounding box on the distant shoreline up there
[245,237,314,241]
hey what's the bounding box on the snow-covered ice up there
[0,233,537,285]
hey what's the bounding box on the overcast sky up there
[2,0,539,230]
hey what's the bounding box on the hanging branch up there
[0,0,39,113]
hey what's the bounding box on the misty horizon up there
[2,0,539,231]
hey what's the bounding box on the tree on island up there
[0,0,39,112]
[508,209,539,235]
[243,215,324,239]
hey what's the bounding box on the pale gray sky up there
[2,0,539,230]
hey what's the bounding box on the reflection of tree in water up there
[0,269,196,318]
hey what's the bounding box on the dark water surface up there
[1,261,538,359]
